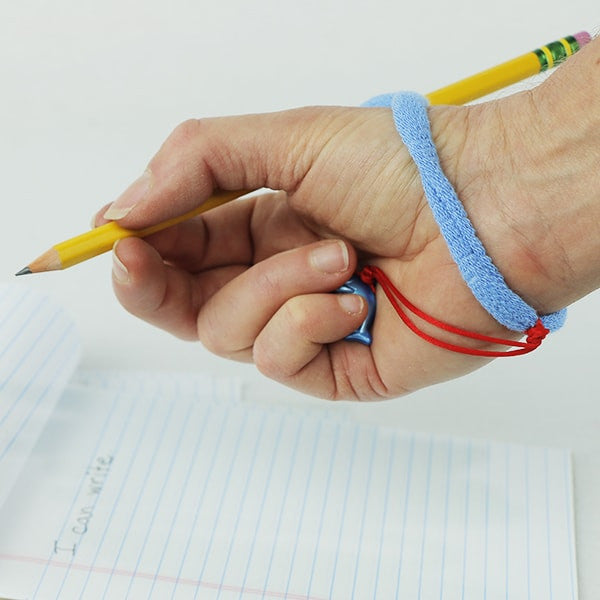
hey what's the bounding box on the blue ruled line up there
[525,448,531,600]
[192,410,247,600]
[460,441,472,600]
[0,305,59,423]
[372,434,396,600]
[101,399,177,599]
[505,445,510,600]
[394,434,416,599]
[483,442,491,600]
[328,424,360,599]
[124,398,195,598]
[147,400,213,598]
[262,418,306,599]
[78,393,159,597]
[351,428,378,599]
[285,420,324,598]
[0,330,76,461]
[216,413,267,600]
[417,436,434,600]
[563,452,577,600]
[238,413,286,600]
[170,407,230,599]
[304,422,340,600]
[544,449,554,600]
[438,438,453,600]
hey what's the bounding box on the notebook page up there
[0,283,80,509]
[0,370,577,599]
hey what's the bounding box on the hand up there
[94,39,600,399]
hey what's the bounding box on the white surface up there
[2,1,598,597]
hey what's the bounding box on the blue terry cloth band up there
[364,91,566,332]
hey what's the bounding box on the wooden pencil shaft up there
[427,54,541,105]
[55,190,247,270]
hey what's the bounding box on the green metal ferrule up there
[533,48,549,71]
[563,35,580,52]
[534,35,580,71]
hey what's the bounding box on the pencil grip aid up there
[340,91,566,345]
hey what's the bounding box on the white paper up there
[0,283,80,509]
[0,372,578,599]
[0,285,578,599]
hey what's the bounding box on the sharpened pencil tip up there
[15,266,32,276]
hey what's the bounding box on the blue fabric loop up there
[365,91,566,332]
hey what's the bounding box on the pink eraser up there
[574,31,592,48]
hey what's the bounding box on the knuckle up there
[147,118,206,174]
[196,307,232,357]
[281,296,312,336]
[114,277,163,318]
[252,341,282,379]
[253,299,312,380]
[283,295,327,343]
[169,118,204,146]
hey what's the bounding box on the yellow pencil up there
[427,31,591,105]
[16,190,248,275]
[17,31,590,275]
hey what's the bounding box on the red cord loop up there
[358,265,548,357]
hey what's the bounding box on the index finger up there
[97,190,320,274]
[101,108,330,228]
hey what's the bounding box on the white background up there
[2,1,598,597]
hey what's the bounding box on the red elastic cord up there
[359,265,549,357]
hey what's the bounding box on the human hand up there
[94,41,600,399]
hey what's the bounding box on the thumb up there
[102,107,332,228]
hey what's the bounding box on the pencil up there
[16,190,248,275]
[426,31,591,105]
[17,31,590,275]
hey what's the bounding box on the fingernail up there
[310,241,349,274]
[104,169,152,220]
[338,293,364,315]
[112,242,130,284]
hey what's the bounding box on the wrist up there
[430,52,600,316]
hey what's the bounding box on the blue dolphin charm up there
[336,275,376,345]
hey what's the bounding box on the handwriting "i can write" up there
[53,455,114,556]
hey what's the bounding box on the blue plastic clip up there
[336,275,376,345]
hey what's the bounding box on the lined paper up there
[0,283,80,509]
[0,370,578,599]
[0,285,578,598]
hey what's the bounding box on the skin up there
[94,37,600,400]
